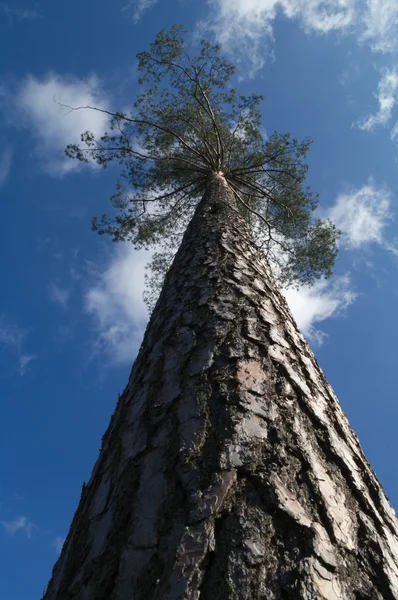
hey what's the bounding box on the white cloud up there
[283,275,356,344]
[200,0,356,74]
[0,146,12,187]
[299,0,356,34]
[123,0,159,23]
[84,245,151,364]
[12,73,110,175]
[53,535,65,555]
[327,181,393,249]
[356,68,398,131]
[198,1,277,74]
[49,283,71,309]
[200,0,398,73]
[1,516,34,538]
[361,0,398,53]
[18,354,36,375]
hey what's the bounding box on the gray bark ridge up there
[44,173,398,600]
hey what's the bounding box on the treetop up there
[65,25,340,307]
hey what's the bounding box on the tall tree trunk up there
[44,173,398,600]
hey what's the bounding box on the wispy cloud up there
[340,58,360,87]
[283,275,356,344]
[327,180,394,250]
[356,68,398,131]
[0,2,42,25]
[8,73,110,176]
[0,315,35,375]
[84,245,150,364]
[52,535,65,555]
[122,0,159,23]
[49,283,71,309]
[18,354,36,375]
[360,0,398,53]
[0,146,12,187]
[199,0,398,74]
[198,0,277,74]
[1,516,34,538]
[0,315,26,348]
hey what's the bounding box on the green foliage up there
[65,25,340,307]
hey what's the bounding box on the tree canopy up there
[65,25,340,306]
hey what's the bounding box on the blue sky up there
[1,0,398,597]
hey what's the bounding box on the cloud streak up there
[0,315,35,375]
[18,354,36,375]
[49,283,71,309]
[122,0,159,23]
[0,314,26,348]
[356,68,398,132]
[1,516,34,538]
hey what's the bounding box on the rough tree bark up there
[44,174,398,600]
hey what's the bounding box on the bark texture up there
[44,174,398,600]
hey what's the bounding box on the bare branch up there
[227,179,273,235]
[231,173,295,222]
[56,100,209,165]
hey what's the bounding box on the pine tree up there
[43,26,398,600]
